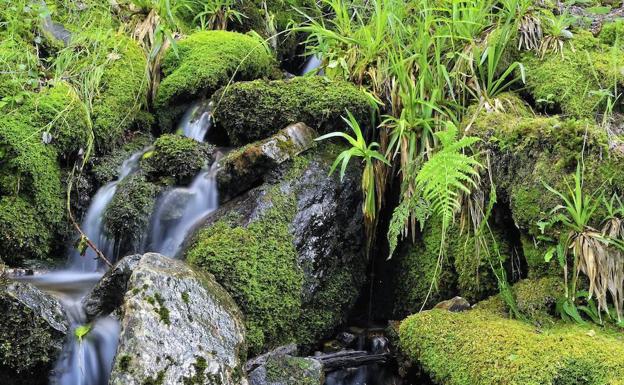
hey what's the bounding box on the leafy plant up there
[74,324,92,342]
[316,110,389,223]
[538,10,575,57]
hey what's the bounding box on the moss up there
[599,19,624,48]
[147,293,171,325]
[513,276,563,325]
[181,291,190,304]
[24,81,90,157]
[393,216,508,316]
[0,114,63,265]
[187,214,303,355]
[399,308,624,385]
[522,30,624,119]
[90,33,148,152]
[143,369,166,385]
[264,356,320,385]
[211,77,374,146]
[142,134,213,186]
[155,30,278,131]
[0,37,38,99]
[103,173,159,257]
[118,354,132,373]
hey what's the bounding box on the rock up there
[336,332,357,347]
[99,253,246,385]
[186,144,367,354]
[245,344,298,373]
[248,355,324,385]
[216,123,317,202]
[0,280,68,385]
[434,296,471,312]
[210,77,373,146]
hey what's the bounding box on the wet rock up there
[434,296,471,312]
[186,145,367,353]
[82,254,142,320]
[107,253,246,385]
[246,344,298,373]
[0,280,68,385]
[249,355,323,385]
[336,332,357,347]
[216,123,317,202]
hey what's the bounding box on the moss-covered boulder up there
[392,218,511,317]
[248,355,324,385]
[399,307,624,385]
[103,173,160,259]
[141,134,214,186]
[210,77,373,146]
[468,95,624,277]
[185,144,366,355]
[523,30,624,119]
[155,31,278,131]
[0,115,63,265]
[0,280,69,385]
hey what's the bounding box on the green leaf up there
[74,324,92,342]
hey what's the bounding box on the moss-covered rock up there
[0,37,38,99]
[399,307,624,385]
[0,115,63,265]
[0,280,68,385]
[155,31,278,131]
[248,354,324,385]
[186,145,366,355]
[211,77,373,146]
[468,94,624,277]
[523,30,624,119]
[393,217,511,317]
[91,133,153,186]
[103,173,160,259]
[141,134,214,186]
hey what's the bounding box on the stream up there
[12,102,217,385]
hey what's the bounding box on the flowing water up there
[301,55,323,75]
[144,164,219,257]
[70,151,144,272]
[9,101,218,385]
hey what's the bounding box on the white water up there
[145,165,219,257]
[70,151,144,272]
[178,99,213,142]
[301,54,323,75]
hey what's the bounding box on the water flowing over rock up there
[0,280,68,385]
[98,253,246,385]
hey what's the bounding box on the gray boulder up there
[97,253,246,385]
[0,279,68,385]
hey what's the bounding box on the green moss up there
[0,37,38,99]
[156,30,278,131]
[513,276,563,325]
[599,19,624,48]
[103,173,159,257]
[212,77,373,146]
[264,356,320,385]
[91,133,153,185]
[118,354,132,373]
[24,81,90,157]
[148,293,171,325]
[143,369,166,385]
[142,134,213,186]
[523,30,624,119]
[90,33,148,152]
[187,214,303,355]
[399,308,624,385]
[0,114,63,265]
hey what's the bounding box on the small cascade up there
[301,54,323,75]
[70,150,144,272]
[145,163,219,257]
[178,99,213,142]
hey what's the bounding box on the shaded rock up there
[217,122,317,202]
[0,280,68,385]
[107,253,246,385]
[186,144,367,354]
[245,344,298,373]
[82,254,142,321]
[434,296,471,312]
[249,355,323,385]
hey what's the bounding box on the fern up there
[416,123,482,236]
[387,195,431,259]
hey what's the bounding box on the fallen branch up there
[311,350,389,371]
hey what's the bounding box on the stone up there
[245,344,298,373]
[248,355,324,385]
[434,296,471,312]
[0,279,68,385]
[216,122,317,202]
[96,253,246,385]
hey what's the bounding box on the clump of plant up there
[540,162,624,324]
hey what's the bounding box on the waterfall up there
[178,99,213,142]
[70,150,144,272]
[145,164,219,257]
